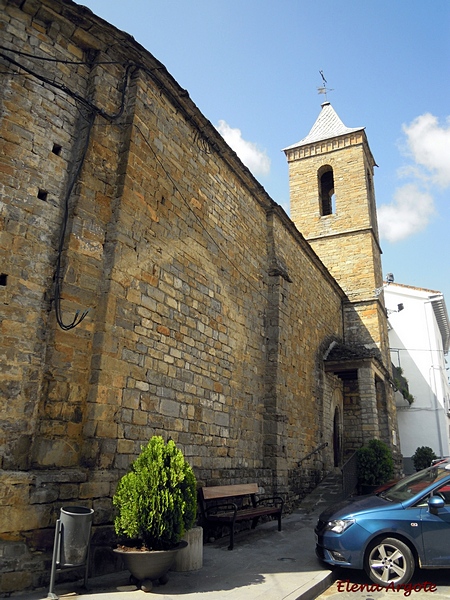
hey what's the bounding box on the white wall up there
[386,284,450,464]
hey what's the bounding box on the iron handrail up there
[298,442,328,466]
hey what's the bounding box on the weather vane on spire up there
[317,70,334,100]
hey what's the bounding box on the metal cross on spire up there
[317,70,334,100]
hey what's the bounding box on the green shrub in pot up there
[113,436,197,551]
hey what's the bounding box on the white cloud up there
[379,113,450,243]
[378,184,435,242]
[402,114,450,188]
[216,120,271,176]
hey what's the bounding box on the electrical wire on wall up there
[51,62,135,329]
[53,107,95,330]
[1,45,135,329]
[1,43,273,328]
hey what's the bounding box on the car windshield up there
[382,464,450,503]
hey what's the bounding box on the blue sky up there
[80,0,450,307]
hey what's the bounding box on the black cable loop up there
[52,65,134,330]
[54,108,95,330]
[0,49,135,328]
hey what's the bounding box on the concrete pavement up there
[14,475,346,600]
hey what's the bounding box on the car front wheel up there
[365,537,415,586]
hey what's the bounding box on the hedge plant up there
[356,438,394,487]
[412,446,437,472]
[113,436,197,550]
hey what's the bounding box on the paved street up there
[316,568,450,600]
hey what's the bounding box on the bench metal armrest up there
[255,496,284,509]
[205,502,238,517]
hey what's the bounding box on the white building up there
[385,283,450,473]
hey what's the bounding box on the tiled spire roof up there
[284,102,364,150]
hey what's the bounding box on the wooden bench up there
[198,483,284,550]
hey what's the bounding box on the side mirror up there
[428,496,445,514]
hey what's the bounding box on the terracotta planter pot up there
[114,540,188,584]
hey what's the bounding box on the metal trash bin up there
[59,506,94,566]
[48,506,94,599]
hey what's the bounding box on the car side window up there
[414,484,450,508]
[434,484,450,505]
[414,495,429,508]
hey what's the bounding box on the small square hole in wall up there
[52,143,62,156]
[37,189,48,201]
[0,274,7,286]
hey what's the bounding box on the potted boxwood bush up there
[356,438,394,495]
[113,436,197,591]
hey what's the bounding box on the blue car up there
[315,459,450,586]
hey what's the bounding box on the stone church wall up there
[0,0,346,592]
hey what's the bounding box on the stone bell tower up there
[283,101,387,357]
[284,102,400,455]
